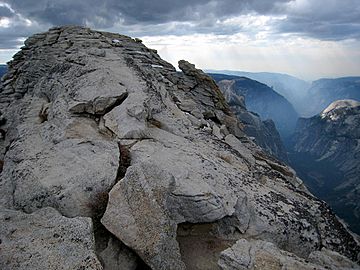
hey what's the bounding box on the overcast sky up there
[0,0,359,80]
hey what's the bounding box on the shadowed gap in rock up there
[176,222,237,270]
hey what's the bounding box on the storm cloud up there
[277,0,360,40]
[0,0,289,49]
[5,0,289,25]
[1,0,360,49]
[0,0,360,78]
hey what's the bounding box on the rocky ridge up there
[293,99,360,234]
[0,26,359,270]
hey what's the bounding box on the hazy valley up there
[208,70,360,235]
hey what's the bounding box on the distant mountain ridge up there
[210,73,299,138]
[207,69,310,115]
[216,78,289,162]
[207,70,360,118]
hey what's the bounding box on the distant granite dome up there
[0,26,359,269]
[322,99,360,115]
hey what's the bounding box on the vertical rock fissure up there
[91,141,131,267]
[92,140,153,270]
[116,142,132,182]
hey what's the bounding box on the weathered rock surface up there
[218,239,359,270]
[0,207,102,270]
[0,26,359,269]
[292,99,360,234]
[215,78,288,162]
[98,237,139,270]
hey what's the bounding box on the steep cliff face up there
[216,79,288,162]
[210,73,299,138]
[0,26,359,270]
[208,70,310,116]
[292,99,360,234]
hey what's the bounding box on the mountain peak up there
[1,26,359,269]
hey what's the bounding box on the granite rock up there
[0,207,102,270]
[0,26,359,270]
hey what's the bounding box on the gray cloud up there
[0,0,359,50]
[0,22,50,49]
[0,5,13,17]
[0,2,49,49]
[0,0,290,49]
[5,0,289,25]
[276,0,360,40]
[276,18,360,40]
